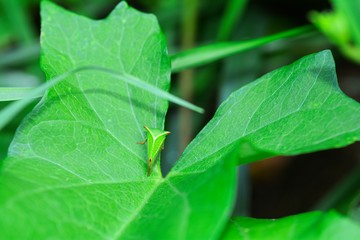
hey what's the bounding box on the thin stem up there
[179,0,199,152]
[217,0,248,41]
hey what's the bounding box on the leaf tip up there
[319,49,333,58]
[40,0,62,15]
[108,1,130,18]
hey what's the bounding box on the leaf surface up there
[222,211,360,240]
[173,50,360,173]
[0,2,172,239]
[0,2,360,240]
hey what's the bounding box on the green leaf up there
[222,211,360,239]
[0,1,174,238]
[1,2,360,240]
[173,50,360,170]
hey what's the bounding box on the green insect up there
[137,126,170,176]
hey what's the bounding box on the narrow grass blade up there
[171,25,315,72]
[0,66,204,130]
[0,87,42,101]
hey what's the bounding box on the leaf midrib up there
[173,105,355,175]
[111,179,163,239]
[173,59,328,173]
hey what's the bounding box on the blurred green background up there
[1,0,359,220]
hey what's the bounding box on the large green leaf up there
[0,1,173,238]
[1,2,360,240]
[221,211,360,239]
[173,50,360,172]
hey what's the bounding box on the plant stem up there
[179,0,199,152]
[217,0,248,41]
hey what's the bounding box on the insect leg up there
[137,139,147,145]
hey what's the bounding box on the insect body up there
[138,126,170,176]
